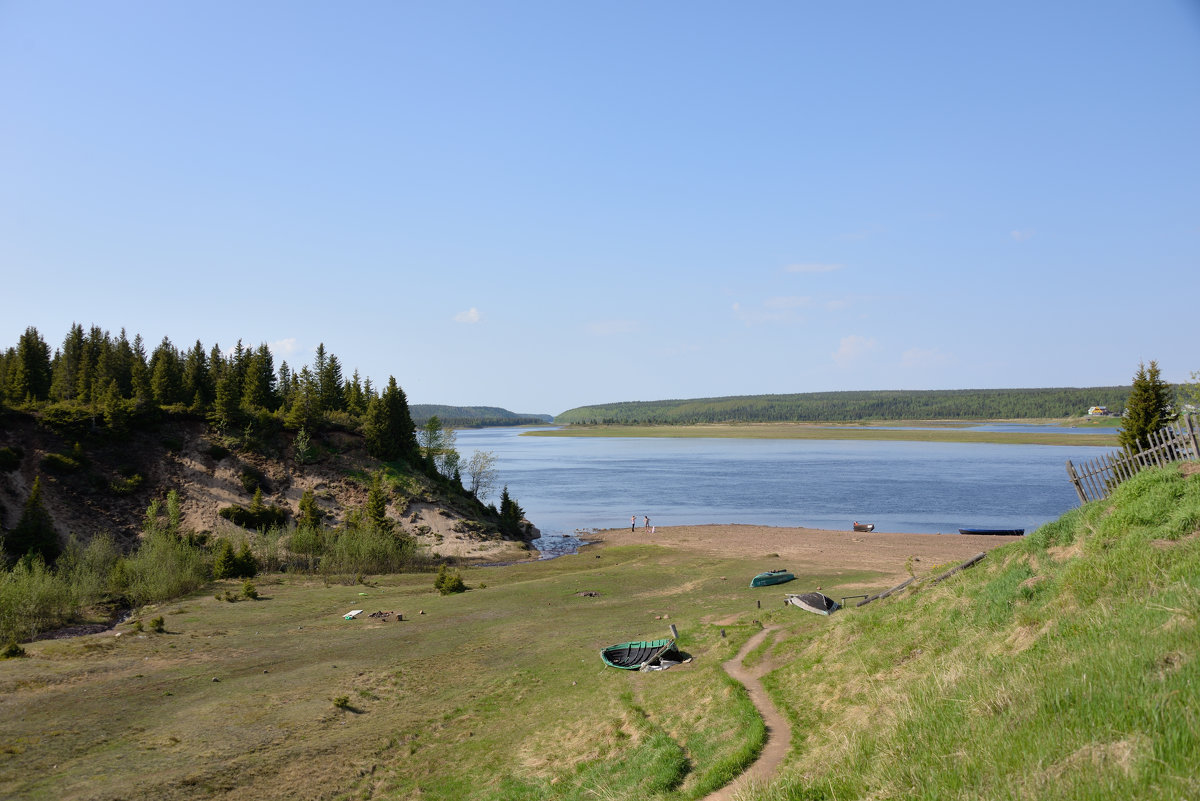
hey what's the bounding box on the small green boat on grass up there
[600,639,680,670]
[750,569,795,588]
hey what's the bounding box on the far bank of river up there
[523,420,1119,447]
[457,425,1114,544]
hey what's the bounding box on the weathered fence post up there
[1066,460,1088,504]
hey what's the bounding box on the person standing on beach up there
[644,515,650,530]
[631,515,636,532]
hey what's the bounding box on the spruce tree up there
[210,373,242,432]
[297,488,322,529]
[149,337,182,405]
[498,486,525,538]
[6,476,60,563]
[212,539,236,579]
[51,323,85,401]
[1119,360,1175,452]
[130,334,152,404]
[285,367,321,430]
[101,379,128,433]
[363,377,418,462]
[182,340,212,407]
[365,471,393,533]
[319,353,345,412]
[10,326,52,402]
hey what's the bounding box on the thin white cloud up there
[1010,229,1036,242]
[785,263,843,274]
[587,319,638,335]
[832,335,878,366]
[271,337,299,356]
[901,347,952,369]
[454,308,482,324]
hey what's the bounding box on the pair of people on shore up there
[631,515,654,533]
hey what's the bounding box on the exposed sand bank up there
[590,523,1021,582]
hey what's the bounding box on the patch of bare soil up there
[593,524,1019,582]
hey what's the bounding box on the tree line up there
[554,386,1138,426]
[0,324,421,462]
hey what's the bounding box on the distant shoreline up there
[525,420,1118,447]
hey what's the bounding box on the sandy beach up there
[591,524,1021,582]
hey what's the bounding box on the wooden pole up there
[856,576,915,607]
[1066,460,1087,505]
[930,552,987,584]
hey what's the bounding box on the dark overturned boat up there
[852,522,875,532]
[786,592,841,616]
[958,528,1025,536]
[750,569,795,588]
[600,639,681,670]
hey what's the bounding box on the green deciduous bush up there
[0,556,76,642]
[121,532,209,607]
[319,527,420,578]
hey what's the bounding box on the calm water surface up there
[456,427,1112,548]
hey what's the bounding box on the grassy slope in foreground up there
[527,421,1120,447]
[759,462,1200,801]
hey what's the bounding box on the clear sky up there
[3,2,1198,415]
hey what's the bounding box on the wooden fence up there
[1066,414,1200,504]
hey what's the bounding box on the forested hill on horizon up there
[409,405,552,428]
[554,387,1134,425]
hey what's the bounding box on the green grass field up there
[0,545,872,800]
[527,421,1120,447]
[4,461,1197,800]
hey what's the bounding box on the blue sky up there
[2,2,1198,415]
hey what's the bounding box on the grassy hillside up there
[555,387,1132,425]
[1,463,1196,800]
[758,462,1200,800]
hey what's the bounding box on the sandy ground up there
[589,524,1021,583]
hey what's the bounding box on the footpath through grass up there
[0,543,871,800]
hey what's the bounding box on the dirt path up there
[704,626,790,801]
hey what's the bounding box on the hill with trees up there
[0,323,529,569]
[555,386,1135,425]
[409,404,552,428]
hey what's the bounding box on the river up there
[455,426,1112,554]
